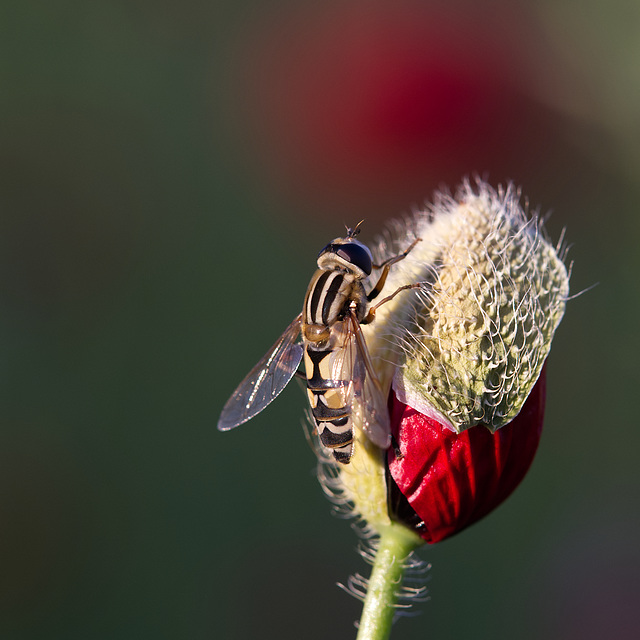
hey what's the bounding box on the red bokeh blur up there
[388,369,546,544]
[228,1,564,218]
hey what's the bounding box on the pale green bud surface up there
[363,180,569,434]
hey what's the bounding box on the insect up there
[217,223,420,464]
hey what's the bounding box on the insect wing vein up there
[217,314,303,431]
[322,319,354,397]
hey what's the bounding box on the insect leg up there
[349,309,384,393]
[367,237,421,302]
[361,282,422,324]
[391,434,403,459]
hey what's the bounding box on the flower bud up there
[334,180,569,544]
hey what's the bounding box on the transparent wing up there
[331,311,391,449]
[218,314,303,431]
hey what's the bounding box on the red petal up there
[388,369,546,543]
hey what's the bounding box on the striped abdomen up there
[304,341,355,464]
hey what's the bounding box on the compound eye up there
[318,239,373,275]
[317,242,333,258]
[336,242,372,275]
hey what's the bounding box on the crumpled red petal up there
[387,368,546,543]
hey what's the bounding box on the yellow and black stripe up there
[304,345,354,463]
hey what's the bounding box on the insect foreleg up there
[361,282,422,324]
[367,237,421,302]
[391,434,403,459]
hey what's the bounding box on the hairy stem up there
[356,523,422,640]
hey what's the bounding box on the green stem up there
[356,523,422,640]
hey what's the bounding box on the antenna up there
[346,220,365,238]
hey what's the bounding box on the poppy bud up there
[332,179,569,544]
[310,180,571,637]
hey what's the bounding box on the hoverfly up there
[217,223,420,464]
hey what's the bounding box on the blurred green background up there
[1,1,638,639]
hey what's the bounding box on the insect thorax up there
[303,268,367,334]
